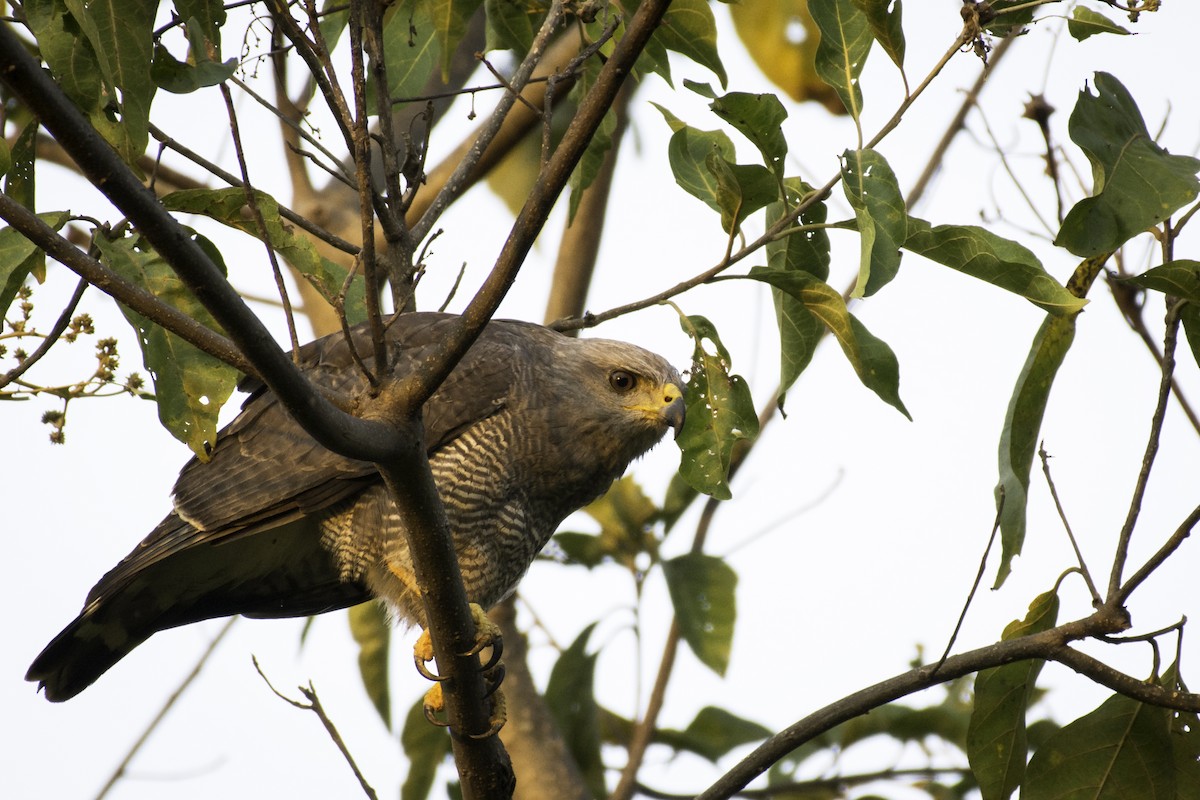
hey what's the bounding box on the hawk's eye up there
[609,370,636,392]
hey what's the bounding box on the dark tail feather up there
[27,517,369,701]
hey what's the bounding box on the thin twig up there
[1116,503,1200,606]
[347,0,387,379]
[906,34,1014,209]
[94,619,237,800]
[251,657,379,800]
[220,84,301,356]
[148,124,360,255]
[1039,442,1101,604]
[932,492,1005,675]
[229,75,352,185]
[410,0,566,244]
[561,24,976,332]
[1107,300,1184,600]
[0,277,87,390]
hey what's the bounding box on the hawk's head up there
[549,335,685,472]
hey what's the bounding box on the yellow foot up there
[414,603,507,736]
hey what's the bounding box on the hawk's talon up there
[413,629,446,682]
[473,635,503,672]
[422,683,451,727]
[466,688,507,739]
[482,663,505,698]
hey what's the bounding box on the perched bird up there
[28,313,685,702]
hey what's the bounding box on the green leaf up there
[662,120,736,215]
[746,267,910,418]
[555,476,661,569]
[317,0,351,53]
[662,552,737,676]
[675,314,759,500]
[905,219,1086,316]
[63,0,158,162]
[4,120,37,211]
[0,211,70,320]
[94,232,239,458]
[656,706,770,761]
[851,0,904,71]
[160,188,367,323]
[152,36,237,94]
[400,693,452,800]
[383,0,442,100]
[652,0,727,87]
[1068,6,1130,41]
[1127,260,1200,304]
[842,148,906,297]
[1024,692,1174,800]
[709,91,789,178]
[544,624,605,799]
[483,0,535,53]
[967,590,1060,800]
[1163,663,1200,800]
[984,0,1035,37]
[431,0,484,79]
[0,138,11,179]
[349,602,391,730]
[1182,305,1200,371]
[810,0,873,121]
[1056,73,1200,257]
[993,316,1074,588]
[780,683,974,767]
[172,0,228,46]
[766,182,830,406]
[705,152,778,234]
[24,0,104,110]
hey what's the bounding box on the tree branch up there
[0,196,253,374]
[696,609,1198,800]
[0,20,413,464]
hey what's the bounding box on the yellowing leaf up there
[729,0,845,113]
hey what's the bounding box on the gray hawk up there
[28,312,685,702]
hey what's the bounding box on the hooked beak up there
[661,383,685,438]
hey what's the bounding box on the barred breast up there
[318,410,551,627]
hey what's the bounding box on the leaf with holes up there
[842,148,906,297]
[95,232,238,458]
[675,314,759,500]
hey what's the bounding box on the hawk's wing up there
[96,314,539,596]
[29,315,545,700]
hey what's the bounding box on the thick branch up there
[697,610,1199,800]
[0,196,253,374]
[375,453,515,796]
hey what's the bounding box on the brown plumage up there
[27,313,684,701]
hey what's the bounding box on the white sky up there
[5,3,1200,798]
